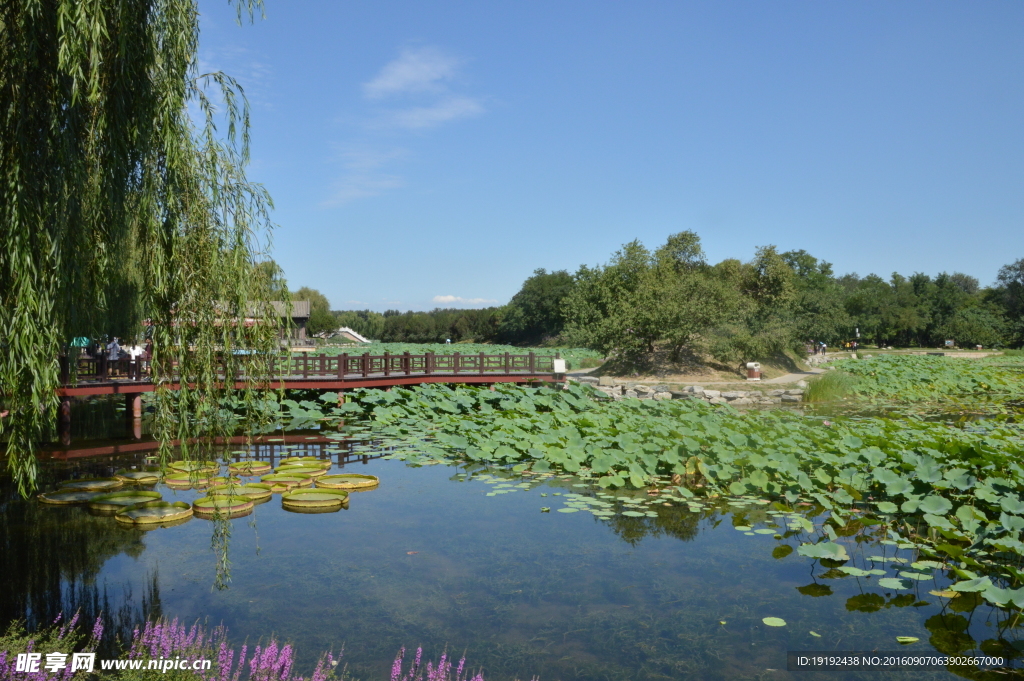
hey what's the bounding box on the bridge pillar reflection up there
[59,397,72,446]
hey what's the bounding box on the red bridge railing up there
[60,351,557,385]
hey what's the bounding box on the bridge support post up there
[59,396,72,446]
[126,393,142,438]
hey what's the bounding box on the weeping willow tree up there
[0,0,284,495]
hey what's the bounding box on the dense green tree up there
[564,234,732,363]
[333,309,385,341]
[498,269,575,344]
[290,286,335,336]
[781,250,852,345]
[996,258,1024,346]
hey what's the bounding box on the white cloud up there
[321,149,407,206]
[364,47,460,99]
[325,46,484,205]
[432,295,499,306]
[389,97,484,130]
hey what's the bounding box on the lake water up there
[4,435,1020,681]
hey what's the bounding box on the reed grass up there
[804,370,859,402]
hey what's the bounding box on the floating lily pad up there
[228,461,273,476]
[38,490,101,505]
[281,488,349,508]
[557,508,580,513]
[762,617,787,627]
[622,511,645,517]
[114,470,161,484]
[89,490,162,512]
[261,474,313,490]
[167,461,219,474]
[278,454,321,464]
[896,636,919,645]
[192,495,255,518]
[208,482,273,501]
[58,478,123,492]
[878,577,913,590]
[115,501,193,525]
[274,465,328,478]
[316,474,379,490]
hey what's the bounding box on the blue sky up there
[198,1,1024,311]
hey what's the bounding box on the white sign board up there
[552,359,567,373]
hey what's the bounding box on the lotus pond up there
[4,355,1024,680]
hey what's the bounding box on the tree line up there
[297,232,1022,362]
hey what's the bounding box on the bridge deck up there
[58,371,556,396]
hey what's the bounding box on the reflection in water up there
[0,475,162,658]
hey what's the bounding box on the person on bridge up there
[106,337,122,360]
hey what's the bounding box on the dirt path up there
[567,364,827,386]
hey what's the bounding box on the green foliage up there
[317,342,601,370]
[497,268,574,344]
[291,287,335,336]
[804,371,860,402]
[377,308,501,343]
[330,378,1024,599]
[563,233,733,363]
[332,309,385,341]
[0,0,280,493]
[832,355,1024,402]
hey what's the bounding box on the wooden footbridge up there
[56,350,564,441]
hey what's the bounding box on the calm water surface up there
[2,441,1019,680]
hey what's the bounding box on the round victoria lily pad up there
[274,466,328,478]
[164,474,231,489]
[316,474,379,490]
[167,460,220,474]
[261,474,313,490]
[280,456,326,466]
[115,501,193,525]
[228,461,273,476]
[762,617,787,627]
[89,490,162,512]
[281,488,349,508]
[281,503,344,514]
[58,478,124,492]
[38,490,102,505]
[208,482,273,501]
[192,495,255,518]
[115,470,161,484]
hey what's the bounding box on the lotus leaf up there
[875,501,898,514]
[951,577,992,592]
[895,637,919,645]
[762,617,786,627]
[878,577,912,590]
[797,542,849,562]
[918,495,952,515]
